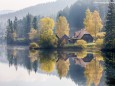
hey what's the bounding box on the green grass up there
[64,44,77,47]
[16,38,26,41]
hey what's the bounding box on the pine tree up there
[25,14,33,38]
[32,16,38,30]
[13,17,18,33]
[104,0,115,50]
[7,19,14,43]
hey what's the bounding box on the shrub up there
[96,32,106,39]
[30,42,39,49]
[76,40,87,48]
[96,39,104,48]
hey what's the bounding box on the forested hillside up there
[58,0,108,34]
[0,0,77,21]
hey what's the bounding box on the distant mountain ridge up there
[0,0,77,21]
[0,10,14,15]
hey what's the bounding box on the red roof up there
[74,29,90,39]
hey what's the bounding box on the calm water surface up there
[0,45,115,86]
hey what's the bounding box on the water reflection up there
[104,52,115,86]
[0,46,114,86]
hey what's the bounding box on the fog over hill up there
[0,0,109,38]
[0,0,77,21]
[0,10,14,15]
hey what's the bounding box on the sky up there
[0,0,56,11]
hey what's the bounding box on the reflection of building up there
[66,52,104,86]
[68,53,94,67]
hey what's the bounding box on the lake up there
[0,45,115,86]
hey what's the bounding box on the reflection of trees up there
[104,52,115,86]
[7,49,58,74]
[29,50,39,73]
[7,48,33,73]
[39,50,57,73]
[76,50,87,59]
[93,52,104,61]
[56,51,70,78]
[29,50,39,62]
[7,48,18,70]
[57,59,70,78]
[84,58,103,86]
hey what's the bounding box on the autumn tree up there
[84,9,103,41]
[39,17,57,48]
[56,16,70,38]
[93,10,103,40]
[84,9,94,36]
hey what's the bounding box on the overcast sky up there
[0,0,56,11]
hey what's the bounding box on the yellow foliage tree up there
[84,9,94,36]
[39,17,57,48]
[39,17,55,30]
[84,9,103,39]
[76,40,87,48]
[56,16,70,38]
[93,10,103,38]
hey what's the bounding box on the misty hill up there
[0,0,77,21]
[58,0,109,35]
[0,10,14,15]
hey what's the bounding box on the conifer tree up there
[13,17,18,32]
[104,0,115,50]
[33,16,38,30]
